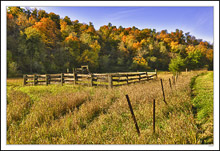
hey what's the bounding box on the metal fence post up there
[173,75,175,85]
[153,99,156,134]
[125,94,140,136]
[160,79,168,105]
[169,78,172,90]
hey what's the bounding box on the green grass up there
[191,71,213,144]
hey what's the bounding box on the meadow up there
[6,70,213,144]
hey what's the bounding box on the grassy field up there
[191,71,213,144]
[6,70,213,144]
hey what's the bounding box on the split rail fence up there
[23,71,157,88]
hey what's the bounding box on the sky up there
[24,6,213,44]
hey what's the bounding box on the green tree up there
[7,50,19,77]
[168,55,185,74]
[19,27,46,73]
[185,49,204,70]
[37,10,48,21]
[48,12,60,29]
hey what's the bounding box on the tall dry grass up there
[7,71,205,144]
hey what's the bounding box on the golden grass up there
[7,70,209,144]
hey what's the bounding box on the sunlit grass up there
[191,71,213,144]
[6,70,212,144]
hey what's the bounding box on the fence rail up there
[23,71,157,87]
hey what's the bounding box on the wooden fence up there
[23,71,157,87]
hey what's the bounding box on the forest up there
[7,7,213,77]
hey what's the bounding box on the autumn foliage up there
[7,7,213,77]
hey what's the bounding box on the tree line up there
[7,7,213,77]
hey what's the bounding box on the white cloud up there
[108,8,144,21]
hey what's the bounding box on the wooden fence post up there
[61,73,64,86]
[108,74,113,88]
[46,74,48,86]
[139,73,141,82]
[155,69,157,79]
[186,68,188,73]
[36,75,39,85]
[33,74,36,86]
[125,94,140,136]
[146,72,148,80]
[153,99,156,134]
[169,78,172,90]
[117,73,120,83]
[74,72,77,85]
[90,73,93,87]
[160,79,168,105]
[126,74,129,85]
[36,75,38,85]
[48,75,51,84]
[23,75,27,86]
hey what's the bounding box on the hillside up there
[7,7,213,77]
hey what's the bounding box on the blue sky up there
[25,7,213,44]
